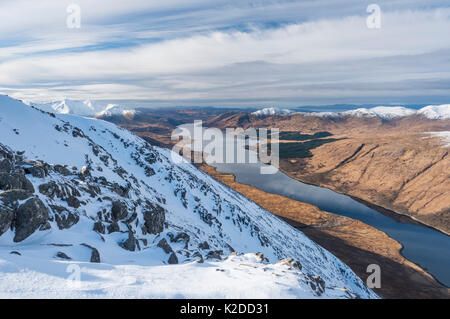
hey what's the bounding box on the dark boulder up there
[142,203,165,235]
[157,238,173,254]
[206,250,223,260]
[55,212,79,230]
[53,165,71,176]
[0,172,34,192]
[168,252,178,264]
[0,189,33,207]
[93,221,105,234]
[111,200,128,220]
[66,196,81,208]
[14,197,49,242]
[119,231,139,252]
[55,252,71,260]
[0,203,14,235]
[0,159,13,173]
[107,222,120,234]
[81,243,100,263]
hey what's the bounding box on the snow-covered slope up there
[252,107,293,116]
[0,95,376,298]
[417,104,450,120]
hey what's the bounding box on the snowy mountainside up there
[28,99,136,119]
[95,104,137,119]
[268,105,450,120]
[252,107,293,116]
[0,95,376,298]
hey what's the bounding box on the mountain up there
[95,104,137,120]
[417,104,450,120]
[252,107,293,116]
[28,99,136,119]
[0,95,376,298]
[249,105,450,120]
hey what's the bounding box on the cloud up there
[1,1,450,106]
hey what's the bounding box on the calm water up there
[178,123,450,287]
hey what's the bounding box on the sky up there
[0,0,449,108]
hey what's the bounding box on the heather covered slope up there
[0,96,376,298]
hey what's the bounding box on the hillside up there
[0,96,376,298]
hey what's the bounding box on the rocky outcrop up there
[14,197,49,242]
[81,243,101,263]
[0,172,34,193]
[119,231,139,251]
[0,204,14,235]
[142,202,165,235]
[111,200,128,220]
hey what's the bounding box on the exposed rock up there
[55,212,79,230]
[168,232,190,249]
[168,252,178,264]
[81,243,101,263]
[0,203,14,235]
[119,231,139,251]
[111,200,128,221]
[66,196,81,208]
[142,202,165,235]
[107,222,120,234]
[55,252,71,260]
[0,172,34,192]
[0,159,13,173]
[199,241,210,250]
[38,182,59,198]
[157,238,173,254]
[10,251,21,256]
[25,165,46,178]
[276,257,302,270]
[39,222,51,231]
[206,250,223,260]
[0,190,32,206]
[93,221,106,234]
[256,252,269,263]
[14,197,49,242]
[53,165,71,176]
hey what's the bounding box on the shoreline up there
[202,165,449,297]
[277,166,450,237]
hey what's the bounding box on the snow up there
[252,107,293,116]
[28,99,137,119]
[0,95,377,299]
[417,104,450,120]
[95,104,137,119]
[299,105,450,120]
[0,250,361,299]
[426,131,450,147]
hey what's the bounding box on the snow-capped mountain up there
[298,105,450,120]
[28,99,103,117]
[252,107,293,116]
[28,99,137,119]
[95,104,137,120]
[0,95,377,298]
[417,104,450,120]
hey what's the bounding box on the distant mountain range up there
[252,105,450,120]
